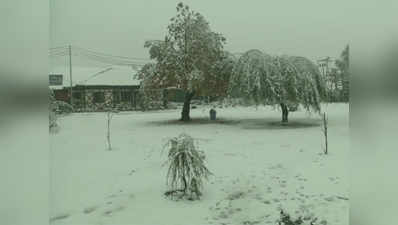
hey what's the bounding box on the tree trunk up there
[280,103,288,123]
[162,89,168,109]
[107,112,112,150]
[181,91,194,121]
[182,176,188,193]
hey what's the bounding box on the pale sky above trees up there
[50,0,397,63]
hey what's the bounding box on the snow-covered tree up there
[139,2,227,121]
[229,49,325,123]
[49,89,58,130]
[335,45,349,102]
[136,63,165,110]
[164,133,212,200]
[228,49,275,104]
[49,89,73,131]
[208,51,237,99]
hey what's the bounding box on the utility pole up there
[69,45,73,106]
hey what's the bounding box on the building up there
[49,66,141,112]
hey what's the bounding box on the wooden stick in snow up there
[323,112,328,155]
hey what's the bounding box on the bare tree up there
[322,112,328,155]
[106,109,119,150]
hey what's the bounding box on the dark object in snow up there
[128,169,136,175]
[209,108,216,120]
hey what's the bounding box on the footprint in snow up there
[50,213,70,222]
[83,206,98,214]
[102,205,126,217]
[273,198,280,203]
[324,196,335,202]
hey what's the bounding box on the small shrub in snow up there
[278,210,319,225]
[278,210,304,225]
[163,133,212,200]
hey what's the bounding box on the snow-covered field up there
[50,103,348,225]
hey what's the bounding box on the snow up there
[50,103,348,225]
[49,66,139,89]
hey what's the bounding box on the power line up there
[50,53,69,57]
[49,46,68,50]
[75,52,148,66]
[49,49,68,55]
[73,46,151,61]
[49,45,151,67]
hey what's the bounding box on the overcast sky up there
[50,0,397,64]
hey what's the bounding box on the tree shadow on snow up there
[146,117,240,126]
[239,118,321,130]
[146,117,320,130]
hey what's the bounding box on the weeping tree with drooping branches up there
[229,49,325,123]
[138,2,227,121]
[163,133,212,200]
[229,49,277,104]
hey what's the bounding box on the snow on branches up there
[139,2,229,120]
[163,133,212,200]
[228,49,325,117]
[140,2,226,95]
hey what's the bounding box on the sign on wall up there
[49,74,63,85]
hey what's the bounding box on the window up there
[113,90,121,103]
[73,92,82,99]
[121,91,131,102]
[93,92,105,103]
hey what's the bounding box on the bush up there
[49,89,73,131]
[137,88,164,111]
[278,210,320,225]
[278,210,304,225]
[163,133,212,200]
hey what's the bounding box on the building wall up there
[51,86,139,112]
[82,89,110,111]
[53,89,69,102]
[81,89,137,112]
[53,86,215,112]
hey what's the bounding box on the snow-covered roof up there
[49,66,140,89]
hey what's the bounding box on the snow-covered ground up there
[50,103,348,225]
